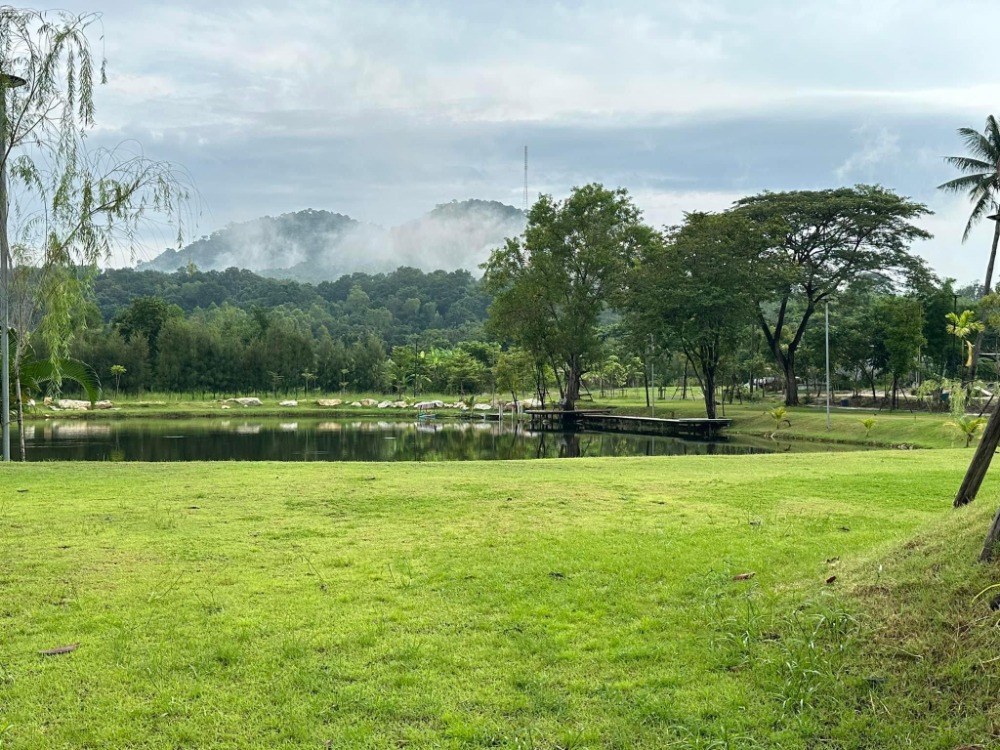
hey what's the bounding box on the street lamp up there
[1,72,26,462]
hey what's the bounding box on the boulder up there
[221,404,231,410]
[227,397,263,407]
[377,400,392,408]
[316,399,342,407]
[94,400,114,410]
[472,403,493,411]
[279,400,298,407]
[360,398,379,407]
[350,401,362,407]
[415,400,445,410]
[393,401,409,408]
[56,399,90,411]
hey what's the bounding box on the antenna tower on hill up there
[523,145,528,212]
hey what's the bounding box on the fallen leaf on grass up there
[732,572,755,581]
[39,643,78,656]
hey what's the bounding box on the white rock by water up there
[279,400,298,407]
[227,397,263,407]
[316,399,342,407]
[56,399,90,410]
[415,400,445,409]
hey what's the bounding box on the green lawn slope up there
[3,453,1000,747]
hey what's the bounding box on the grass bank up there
[3,452,999,747]
[607,396,974,450]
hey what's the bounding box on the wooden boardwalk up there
[526,410,731,438]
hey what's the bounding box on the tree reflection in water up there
[12,418,786,462]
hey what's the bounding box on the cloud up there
[835,127,901,181]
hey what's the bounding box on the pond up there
[10,417,854,462]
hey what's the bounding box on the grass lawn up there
[3,453,1000,748]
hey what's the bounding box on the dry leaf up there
[39,643,78,656]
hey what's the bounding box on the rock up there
[94,400,114,410]
[393,401,408,408]
[56,399,90,411]
[458,403,469,411]
[43,396,52,406]
[316,399,342,407]
[523,398,542,409]
[221,405,231,410]
[350,401,362,407]
[415,400,445,410]
[360,398,379,407]
[473,403,493,411]
[227,397,263,407]
[377,400,392,408]
[279,400,298,407]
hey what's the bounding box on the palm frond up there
[938,171,992,193]
[958,127,1000,161]
[941,156,992,176]
[963,191,994,241]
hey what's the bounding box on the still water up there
[12,417,827,462]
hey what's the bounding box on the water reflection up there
[11,417,822,462]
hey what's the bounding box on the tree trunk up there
[954,401,1000,507]
[702,366,717,420]
[15,373,24,461]
[979,505,1000,561]
[561,360,581,412]
[782,352,798,407]
[969,218,1000,385]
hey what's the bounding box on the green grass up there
[2,452,998,747]
[602,393,976,449]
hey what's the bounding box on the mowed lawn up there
[0,453,989,748]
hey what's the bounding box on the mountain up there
[136,200,526,281]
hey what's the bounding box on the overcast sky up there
[46,0,1000,282]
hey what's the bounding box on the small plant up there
[947,414,988,447]
[766,406,791,436]
[110,364,126,398]
[860,417,877,439]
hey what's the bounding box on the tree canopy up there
[483,184,657,411]
[733,185,931,406]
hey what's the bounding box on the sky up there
[41,0,1000,282]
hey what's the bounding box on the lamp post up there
[1,72,25,462]
[825,301,831,431]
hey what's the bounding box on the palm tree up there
[946,309,985,380]
[939,115,1000,382]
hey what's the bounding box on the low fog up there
[138,200,526,281]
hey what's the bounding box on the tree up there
[110,364,126,397]
[733,186,931,406]
[944,309,984,382]
[626,211,767,419]
[879,297,925,410]
[483,184,656,411]
[0,7,189,460]
[939,116,1000,383]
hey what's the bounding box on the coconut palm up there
[939,116,1000,382]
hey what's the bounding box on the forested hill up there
[91,265,491,348]
[137,200,525,281]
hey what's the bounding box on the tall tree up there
[483,184,656,411]
[626,212,766,419]
[0,7,189,460]
[734,185,931,406]
[939,116,1000,384]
